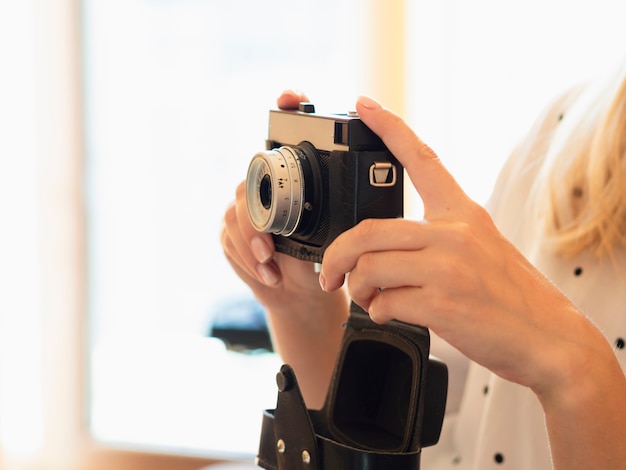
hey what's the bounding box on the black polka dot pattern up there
[574,267,583,276]
[616,338,625,350]
[494,453,505,464]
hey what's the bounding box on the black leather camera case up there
[256,302,448,470]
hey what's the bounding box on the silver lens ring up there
[246,146,305,236]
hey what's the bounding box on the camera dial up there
[246,146,305,236]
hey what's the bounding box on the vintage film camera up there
[246,104,447,469]
[246,103,403,264]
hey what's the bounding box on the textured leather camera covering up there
[271,148,404,264]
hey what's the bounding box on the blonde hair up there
[533,63,626,259]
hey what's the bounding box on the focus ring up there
[246,146,305,235]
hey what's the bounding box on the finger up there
[225,183,281,286]
[367,286,423,325]
[355,96,471,219]
[222,236,281,290]
[221,230,256,284]
[222,211,281,287]
[222,200,259,278]
[234,182,276,261]
[368,286,456,331]
[320,218,432,292]
[346,249,427,311]
[277,90,310,110]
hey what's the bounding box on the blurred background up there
[1,0,625,468]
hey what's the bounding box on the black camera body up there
[246,103,403,263]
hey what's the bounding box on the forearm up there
[536,323,626,469]
[265,288,350,408]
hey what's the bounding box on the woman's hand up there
[220,90,348,407]
[221,89,324,305]
[221,181,328,307]
[318,96,626,468]
[319,96,609,395]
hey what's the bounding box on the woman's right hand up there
[222,184,348,407]
[221,181,328,309]
[220,90,347,313]
[220,91,348,407]
[222,179,349,408]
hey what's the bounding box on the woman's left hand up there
[319,96,597,396]
[318,95,626,470]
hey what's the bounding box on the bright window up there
[82,0,368,459]
[0,0,42,458]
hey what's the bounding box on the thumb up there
[356,96,470,219]
[277,90,310,110]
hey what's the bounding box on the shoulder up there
[486,85,587,239]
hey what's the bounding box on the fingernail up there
[257,263,279,286]
[357,96,382,111]
[319,273,327,292]
[251,237,272,263]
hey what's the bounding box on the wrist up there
[534,322,626,469]
[264,287,349,408]
[532,311,621,413]
[266,287,349,326]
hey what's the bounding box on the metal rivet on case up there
[302,450,311,464]
[277,439,285,454]
[276,370,292,392]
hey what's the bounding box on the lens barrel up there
[246,146,305,236]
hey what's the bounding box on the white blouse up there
[422,90,626,469]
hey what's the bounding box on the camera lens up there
[259,174,272,210]
[246,146,305,236]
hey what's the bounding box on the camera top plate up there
[267,103,387,153]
